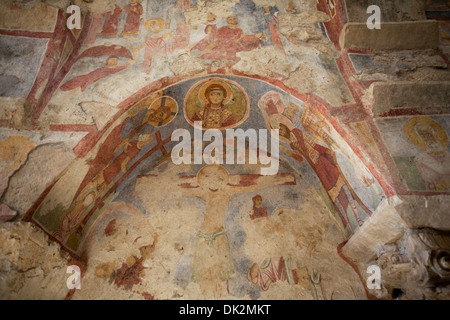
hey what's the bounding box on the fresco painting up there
[56,39,74,74]
[180,164,295,298]
[377,116,450,192]
[425,3,450,45]
[0,36,49,98]
[184,77,250,129]
[249,194,268,220]
[0,2,58,32]
[258,90,384,234]
[326,0,337,18]
[189,15,266,65]
[1,0,447,301]
[27,0,353,118]
[0,0,356,127]
[27,74,383,299]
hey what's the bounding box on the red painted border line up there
[27,10,67,106]
[336,52,365,107]
[337,241,379,300]
[50,124,97,133]
[316,0,348,51]
[32,12,93,123]
[0,29,54,39]
[49,124,98,158]
[378,107,450,118]
[347,49,373,55]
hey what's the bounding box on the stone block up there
[343,194,450,263]
[343,196,409,263]
[396,195,450,230]
[340,21,440,50]
[369,81,450,115]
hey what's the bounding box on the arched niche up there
[29,75,385,259]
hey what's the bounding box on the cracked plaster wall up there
[0,0,449,300]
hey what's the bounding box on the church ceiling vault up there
[0,0,449,300]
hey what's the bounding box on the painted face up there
[149,110,166,123]
[207,13,216,22]
[208,90,225,105]
[198,165,229,191]
[227,16,238,25]
[416,122,442,151]
[148,21,162,33]
[253,197,262,208]
[130,0,138,4]
[417,125,435,142]
[279,124,291,139]
[138,134,152,144]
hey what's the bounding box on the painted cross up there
[178,164,296,297]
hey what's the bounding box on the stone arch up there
[28,74,385,258]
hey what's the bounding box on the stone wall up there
[0,0,449,300]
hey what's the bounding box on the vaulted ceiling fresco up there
[0,0,449,300]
